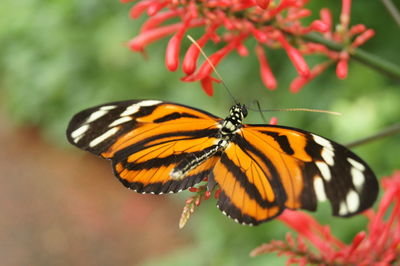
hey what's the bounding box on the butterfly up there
[66,100,378,226]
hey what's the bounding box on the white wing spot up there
[351,167,365,192]
[120,100,162,116]
[89,127,119,147]
[321,148,335,166]
[316,161,332,181]
[100,105,117,111]
[312,134,333,150]
[109,116,132,127]
[338,201,348,216]
[120,104,140,116]
[347,157,366,171]
[313,176,327,202]
[86,109,108,123]
[71,124,90,140]
[346,190,360,213]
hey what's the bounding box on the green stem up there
[304,33,400,80]
[346,123,400,148]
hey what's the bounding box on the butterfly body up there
[67,100,378,225]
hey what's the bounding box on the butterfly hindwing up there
[236,125,378,219]
[67,100,222,194]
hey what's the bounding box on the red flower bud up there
[349,24,366,36]
[336,58,348,79]
[189,187,199,192]
[255,0,270,9]
[214,188,222,199]
[340,0,352,29]
[310,20,330,33]
[269,117,278,125]
[204,191,211,199]
[320,8,332,30]
[352,29,375,48]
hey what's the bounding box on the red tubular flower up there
[184,35,247,82]
[182,25,219,75]
[252,171,400,265]
[165,21,189,71]
[129,19,204,51]
[123,0,375,94]
[147,1,167,16]
[129,0,157,18]
[255,44,277,90]
[290,61,331,93]
[200,76,218,96]
[140,10,182,32]
[276,33,310,77]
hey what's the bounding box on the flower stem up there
[381,0,400,28]
[346,123,400,148]
[304,32,400,80]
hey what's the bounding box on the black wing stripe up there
[219,153,279,208]
[113,128,220,161]
[259,131,295,155]
[233,134,287,206]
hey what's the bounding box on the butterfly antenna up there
[247,105,341,116]
[253,100,268,122]
[186,35,238,104]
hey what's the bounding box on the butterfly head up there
[229,104,248,121]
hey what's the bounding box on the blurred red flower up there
[251,171,400,265]
[122,0,375,95]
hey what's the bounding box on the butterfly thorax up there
[220,104,247,137]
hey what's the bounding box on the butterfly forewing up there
[67,100,223,193]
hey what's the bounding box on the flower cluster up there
[251,171,400,265]
[122,0,375,95]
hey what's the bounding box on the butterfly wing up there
[67,100,222,194]
[213,124,378,225]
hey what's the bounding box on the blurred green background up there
[1,0,399,265]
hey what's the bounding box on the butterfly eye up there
[241,105,248,118]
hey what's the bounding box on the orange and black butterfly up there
[66,100,378,225]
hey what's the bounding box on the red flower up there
[123,1,375,94]
[251,171,400,265]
